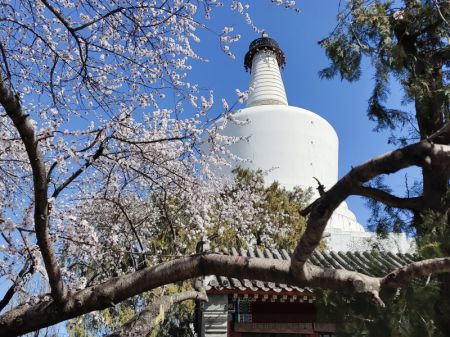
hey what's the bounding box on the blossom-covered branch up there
[0,76,67,302]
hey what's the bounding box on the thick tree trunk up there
[414,59,450,335]
[420,146,450,334]
[422,165,448,213]
[416,61,448,213]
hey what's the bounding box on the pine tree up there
[319,0,450,334]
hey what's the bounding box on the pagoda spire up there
[244,32,288,107]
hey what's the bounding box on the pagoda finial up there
[244,33,286,72]
[244,33,288,107]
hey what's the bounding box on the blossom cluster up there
[0,0,298,306]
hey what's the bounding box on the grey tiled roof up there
[205,247,416,293]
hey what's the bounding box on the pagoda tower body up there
[219,34,413,252]
[238,35,340,196]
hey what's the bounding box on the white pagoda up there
[219,33,413,253]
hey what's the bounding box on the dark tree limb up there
[382,257,450,290]
[352,185,424,211]
[0,41,11,81]
[0,77,67,303]
[380,257,450,301]
[104,198,145,253]
[47,128,104,182]
[313,176,326,196]
[0,254,203,337]
[73,7,126,31]
[0,262,34,313]
[292,137,450,274]
[111,134,190,145]
[2,253,450,336]
[428,119,450,143]
[40,0,87,75]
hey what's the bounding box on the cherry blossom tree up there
[0,1,450,336]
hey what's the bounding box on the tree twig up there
[51,143,104,199]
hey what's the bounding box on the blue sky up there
[184,0,419,228]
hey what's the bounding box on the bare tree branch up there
[0,77,67,303]
[1,252,450,336]
[73,7,127,32]
[0,41,11,82]
[111,134,191,145]
[0,254,203,337]
[292,135,450,274]
[353,185,424,211]
[382,257,450,290]
[427,118,450,143]
[40,0,87,75]
[51,143,104,199]
[103,197,145,253]
[0,262,34,313]
[47,129,104,182]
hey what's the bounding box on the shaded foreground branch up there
[352,186,424,211]
[108,275,207,336]
[1,253,450,336]
[292,137,450,273]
